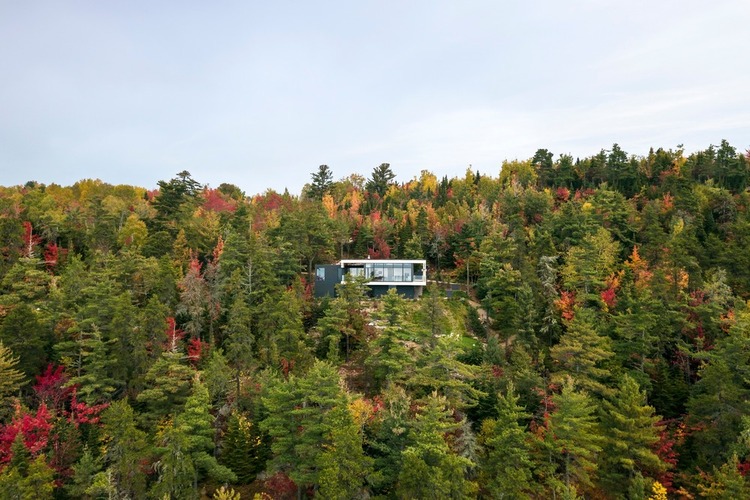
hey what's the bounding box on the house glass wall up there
[344,262,423,282]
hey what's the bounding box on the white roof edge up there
[339,259,427,265]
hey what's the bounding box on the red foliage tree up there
[164,316,186,352]
[22,221,42,258]
[34,364,75,411]
[201,188,237,213]
[186,338,209,366]
[0,402,53,464]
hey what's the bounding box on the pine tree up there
[477,383,534,498]
[256,288,312,371]
[54,325,118,404]
[409,334,484,410]
[366,384,412,496]
[221,411,266,484]
[550,307,614,397]
[688,309,750,469]
[542,378,604,497]
[171,379,237,488]
[223,292,254,398]
[0,341,24,420]
[308,165,334,200]
[0,303,51,378]
[367,322,412,390]
[600,375,665,492]
[317,405,374,499]
[395,393,477,498]
[136,350,194,425]
[0,453,55,500]
[66,447,103,499]
[151,420,197,500]
[19,455,56,499]
[561,227,620,300]
[366,163,396,198]
[99,400,150,498]
[201,349,232,405]
[261,361,347,496]
[697,453,750,499]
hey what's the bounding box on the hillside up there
[1,142,750,498]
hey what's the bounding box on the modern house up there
[315,259,427,298]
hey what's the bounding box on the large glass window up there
[384,264,395,281]
[316,267,326,281]
[393,264,403,281]
[414,263,424,281]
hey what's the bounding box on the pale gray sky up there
[1,1,749,195]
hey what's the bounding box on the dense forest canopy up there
[1,141,750,498]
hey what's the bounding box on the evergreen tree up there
[0,452,55,500]
[600,375,665,493]
[151,421,197,500]
[697,453,750,499]
[223,292,254,398]
[162,379,237,493]
[261,361,346,496]
[221,410,266,484]
[541,378,604,497]
[561,227,620,301]
[366,384,412,496]
[688,309,750,469]
[66,447,103,500]
[308,165,334,200]
[55,325,118,404]
[395,392,477,498]
[0,341,24,420]
[409,333,484,410]
[477,383,534,498]
[317,405,374,499]
[99,400,150,499]
[366,163,396,198]
[0,303,51,378]
[550,307,614,397]
[202,349,232,405]
[136,350,195,425]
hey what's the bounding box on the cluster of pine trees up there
[0,140,749,498]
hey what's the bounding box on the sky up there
[1,1,749,196]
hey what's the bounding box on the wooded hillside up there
[1,141,750,498]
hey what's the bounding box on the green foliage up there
[600,375,665,492]
[0,454,56,500]
[136,350,195,425]
[260,361,347,493]
[477,383,533,498]
[221,411,267,484]
[308,165,334,201]
[688,309,750,469]
[366,163,396,198]
[541,378,605,497]
[3,141,750,497]
[550,307,614,397]
[0,302,51,378]
[0,341,24,420]
[99,400,150,498]
[395,393,477,498]
[697,453,750,499]
[317,405,374,499]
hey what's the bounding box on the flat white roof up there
[339,259,426,265]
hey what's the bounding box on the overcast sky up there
[2,1,749,196]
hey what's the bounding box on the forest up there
[1,140,750,499]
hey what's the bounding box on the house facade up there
[315,259,427,298]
